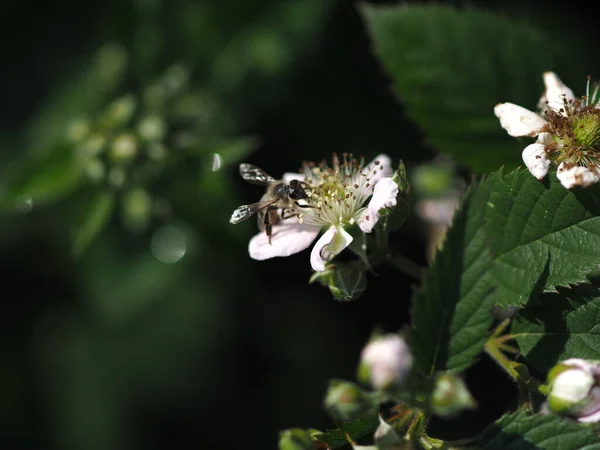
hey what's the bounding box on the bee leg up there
[294,201,316,209]
[262,209,273,244]
[281,208,299,220]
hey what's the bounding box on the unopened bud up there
[67,118,90,143]
[108,167,126,189]
[82,158,105,183]
[278,429,314,450]
[373,415,405,449]
[412,164,454,197]
[137,115,166,142]
[324,379,375,421]
[358,334,412,390]
[110,134,138,163]
[76,134,106,158]
[430,373,476,418]
[105,95,136,127]
[547,358,600,423]
[122,188,152,233]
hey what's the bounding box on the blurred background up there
[0,0,598,449]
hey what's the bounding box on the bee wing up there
[239,163,277,185]
[230,199,278,224]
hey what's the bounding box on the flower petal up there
[358,177,398,233]
[248,218,320,260]
[310,226,353,271]
[557,162,600,189]
[363,154,393,186]
[494,102,547,137]
[522,140,551,180]
[538,72,575,114]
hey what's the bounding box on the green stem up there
[387,254,423,281]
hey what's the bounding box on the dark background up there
[0,1,596,449]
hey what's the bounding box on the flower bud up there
[278,429,314,450]
[137,115,166,142]
[122,188,153,233]
[105,95,136,128]
[358,334,412,390]
[110,133,138,163]
[547,358,600,423]
[324,379,375,421]
[430,373,476,418]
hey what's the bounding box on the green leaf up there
[360,4,556,172]
[71,190,116,258]
[478,409,600,449]
[483,169,600,308]
[512,286,600,374]
[313,416,380,450]
[0,143,83,212]
[411,180,496,375]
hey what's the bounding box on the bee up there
[229,163,311,243]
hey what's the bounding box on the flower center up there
[543,98,600,166]
[297,153,377,227]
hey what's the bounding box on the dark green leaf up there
[512,286,600,374]
[71,190,116,258]
[0,143,83,212]
[360,4,557,172]
[313,416,380,450]
[411,180,496,375]
[478,409,600,449]
[483,169,600,308]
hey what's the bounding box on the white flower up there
[248,154,399,271]
[546,358,600,423]
[494,72,574,181]
[494,71,600,189]
[359,334,412,389]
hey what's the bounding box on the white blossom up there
[248,154,399,271]
[360,334,412,389]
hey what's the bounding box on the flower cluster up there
[495,72,600,189]
[247,154,399,271]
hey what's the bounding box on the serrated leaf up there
[512,286,600,374]
[71,190,116,258]
[360,4,556,172]
[0,143,83,212]
[483,169,600,308]
[411,181,496,375]
[313,416,380,450]
[478,409,600,449]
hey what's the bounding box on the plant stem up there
[387,254,424,281]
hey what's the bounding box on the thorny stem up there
[485,320,549,398]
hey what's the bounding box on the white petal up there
[282,172,305,183]
[310,226,353,271]
[357,178,398,233]
[522,142,551,180]
[556,162,600,189]
[538,72,575,114]
[363,154,393,186]
[494,102,547,137]
[248,218,320,260]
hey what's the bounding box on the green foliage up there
[312,416,380,450]
[483,169,600,308]
[411,182,496,375]
[360,4,557,172]
[71,190,116,258]
[512,286,600,374]
[478,409,600,449]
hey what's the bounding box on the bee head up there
[288,180,308,200]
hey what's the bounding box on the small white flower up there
[359,334,412,389]
[248,154,399,271]
[546,358,600,423]
[495,72,600,188]
[556,162,600,189]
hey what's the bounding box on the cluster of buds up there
[495,72,600,189]
[357,333,413,390]
[545,358,600,423]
